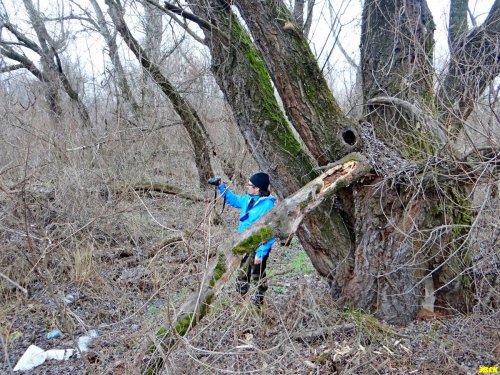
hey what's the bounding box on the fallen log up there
[145,153,371,373]
[112,181,209,202]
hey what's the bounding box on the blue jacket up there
[218,183,276,259]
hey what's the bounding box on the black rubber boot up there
[236,279,249,295]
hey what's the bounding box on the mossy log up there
[145,153,371,373]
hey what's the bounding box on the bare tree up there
[104,0,215,186]
[141,0,163,108]
[438,0,500,138]
[293,0,315,36]
[4,0,496,329]
[0,0,92,126]
[86,0,140,112]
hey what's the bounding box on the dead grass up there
[1,180,499,374]
[0,108,498,374]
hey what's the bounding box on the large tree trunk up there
[228,0,382,290]
[234,0,359,166]
[361,0,437,153]
[357,0,476,323]
[161,0,495,324]
[190,0,315,195]
[189,0,356,283]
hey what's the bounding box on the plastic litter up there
[77,329,98,352]
[13,345,46,372]
[13,330,98,372]
[45,349,75,361]
[13,345,76,372]
[63,294,75,304]
[46,329,63,339]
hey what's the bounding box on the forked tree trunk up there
[361,0,437,152]
[10,0,93,126]
[438,0,500,138]
[355,0,474,322]
[193,0,485,324]
[234,0,359,166]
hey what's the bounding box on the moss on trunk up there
[232,226,273,255]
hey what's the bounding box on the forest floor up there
[1,188,499,374]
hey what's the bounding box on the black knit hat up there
[250,172,270,191]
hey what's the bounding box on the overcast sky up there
[304,0,495,93]
[1,0,497,96]
[310,0,496,66]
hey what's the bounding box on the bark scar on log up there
[322,160,357,190]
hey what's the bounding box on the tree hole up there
[342,129,357,146]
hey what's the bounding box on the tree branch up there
[484,0,500,31]
[367,96,448,146]
[0,271,28,296]
[231,153,371,249]
[42,15,94,24]
[336,37,358,70]
[105,0,215,186]
[0,63,24,73]
[467,8,478,28]
[448,0,468,48]
[2,21,42,53]
[0,45,48,81]
[303,0,315,37]
[439,0,500,136]
[293,0,305,26]
[140,0,226,44]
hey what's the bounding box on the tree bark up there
[0,45,50,82]
[105,0,215,187]
[234,0,359,166]
[361,0,436,153]
[143,0,163,64]
[189,0,315,194]
[141,0,163,108]
[358,0,477,323]
[303,0,316,37]
[448,0,468,47]
[293,0,306,27]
